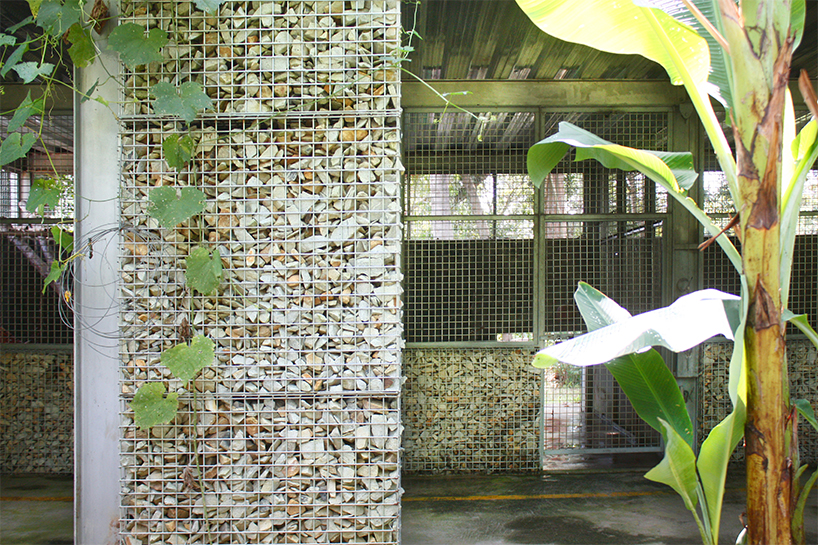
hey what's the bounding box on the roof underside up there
[402,0,818,82]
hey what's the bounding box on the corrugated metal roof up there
[402,0,818,82]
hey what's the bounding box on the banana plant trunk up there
[720,1,796,543]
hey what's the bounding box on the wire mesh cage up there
[0,112,74,474]
[118,1,403,543]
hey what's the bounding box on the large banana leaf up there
[527,122,742,271]
[533,287,741,369]
[516,0,738,222]
[646,420,710,544]
[535,283,742,447]
[635,0,732,109]
[515,0,709,86]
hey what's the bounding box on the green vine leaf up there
[7,91,44,133]
[794,399,818,433]
[7,15,34,34]
[35,0,82,36]
[79,79,100,103]
[0,43,28,78]
[67,23,97,67]
[161,335,215,385]
[12,61,55,83]
[51,226,74,255]
[185,246,222,295]
[0,33,16,46]
[163,133,196,171]
[130,382,179,430]
[26,177,63,215]
[148,186,206,228]
[151,81,213,123]
[194,0,225,14]
[42,260,65,293]
[108,23,168,68]
[0,133,37,167]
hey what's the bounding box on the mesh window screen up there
[402,110,669,467]
[404,230,533,343]
[403,110,536,345]
[541,220,663,336]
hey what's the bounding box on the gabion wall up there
[0,349,73,474]
[402,348,541,474]
[118,1,402,543]
[700,339,818,465]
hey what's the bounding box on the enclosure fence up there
[401,110,668,472]
[1,110,74,474]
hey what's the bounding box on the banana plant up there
[516,1,818,544]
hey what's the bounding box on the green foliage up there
[185,246,222,296]
[35,0,83,36]
[794,399,818,432]
[193,0,225,14]
[51,226,74,254]
[151,81,213,123]
[42,260,65,293]
[108,23,168,68]
[7,92,44,133]
[645,420,699,510]
[148,187,206,228]
[25,177,64,215]
[0,43,28,78]
[0,133,36,167]
[130,382,179,430]
[161,335,215,386]
[162,133,196,171]
[67,23,97,67]
[12,61,55,84]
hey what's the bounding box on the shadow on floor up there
[402,468,818,545]
[1,474,73,545]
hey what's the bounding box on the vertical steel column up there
[74,8,121,542]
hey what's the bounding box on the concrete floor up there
[402,466,818,545]
[0,474,73,545]
[2,468,816,545]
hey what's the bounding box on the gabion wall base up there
[402,348,541,474]
[700,339,818,466]
[0,349,73,474]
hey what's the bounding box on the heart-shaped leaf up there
[130,382,179,430]
[108,23,168,68]
[7,91,44,133]
[161,335,215,385]
[148,186,206,228]
[185,246,222,295]
[26,177,63,215]
[151,81,213,123]
[12,61,55,83]
[0,133,36,167]
[163,133,196,171]
[67,23,97,67]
